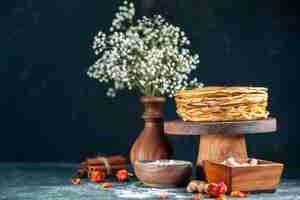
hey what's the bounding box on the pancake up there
[175,86,269,122]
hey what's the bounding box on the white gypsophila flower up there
[106,88,116,97]
[111,1,135,32]
[87,0,203,98]
[93,31,107,55]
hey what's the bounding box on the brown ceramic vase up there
[130,96,173,165]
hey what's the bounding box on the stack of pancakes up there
[175,86,269,122]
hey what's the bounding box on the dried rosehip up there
[71,178,81,185]
[206,182,228,197]
[206,183,219,197]
[218,182,227,194]
[230,191,249,198]
[230,191,239,197]
[116,169,129,182]
[159,192,168,200]
[90,170,105,183]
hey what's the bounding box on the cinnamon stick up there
[85,155,127,166]
[86,164,127,171]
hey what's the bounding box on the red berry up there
[160,192,168,200]
[71,178,81,185]
[116,169,129,182]
[90,170,105,183]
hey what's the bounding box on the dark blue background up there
[1,0,299,177]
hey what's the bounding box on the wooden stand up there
[164,118,277,179]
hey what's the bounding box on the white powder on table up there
[145,160,192,167]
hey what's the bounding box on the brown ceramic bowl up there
[133,160,193,188]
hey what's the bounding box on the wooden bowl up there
[133,160,193,188]
[204,159,284,192]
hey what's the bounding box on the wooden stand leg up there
[196,134,248,180]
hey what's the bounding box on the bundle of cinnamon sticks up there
[78,155,128,178]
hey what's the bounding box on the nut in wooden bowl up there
[133,160,193,188]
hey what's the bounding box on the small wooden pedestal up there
[164,118,277,179]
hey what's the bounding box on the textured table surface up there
[0,163,299,200]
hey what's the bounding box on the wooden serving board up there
[164,118,276,135]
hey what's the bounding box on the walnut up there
[186,180,207,193]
